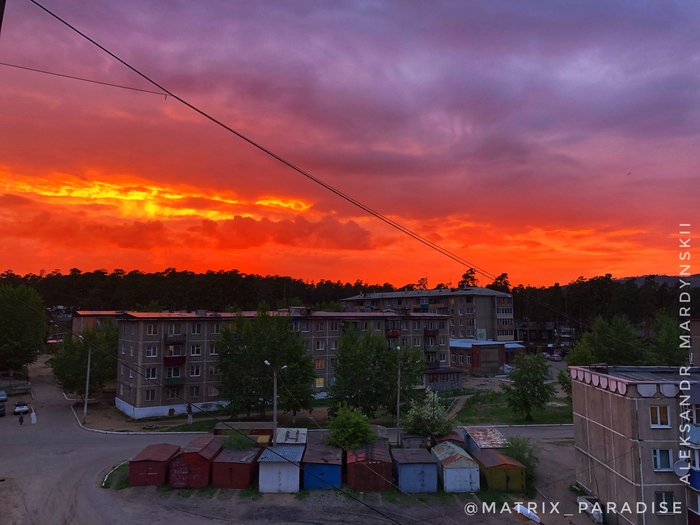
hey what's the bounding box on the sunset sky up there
[1,1,697,288]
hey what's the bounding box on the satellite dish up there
[673,460,690,476]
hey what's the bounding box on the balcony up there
[424,345,439,353]
[386,329,400,338]
[163,355,186,366]
[163,377,186,386]
[164,334,186,344]
[424,328,439,337]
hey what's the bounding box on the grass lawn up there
[456,390,572,425]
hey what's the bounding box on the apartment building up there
[340,287,515,342]
[572,365,700,525]
[113,308,456,419]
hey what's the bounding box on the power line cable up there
[0,61,166,96]
[27,0,496,285]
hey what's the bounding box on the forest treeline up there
[0,268,696,331]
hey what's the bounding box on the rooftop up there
[258,445,305,463]
[131,443,180,462]
[341,287,512,301]
[461,426,508,449]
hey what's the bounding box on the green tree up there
[502,352,555,421]
[0,284,46,371]
[505,436,540,498]
[401,388,454,443]
[458,268,479,288]
[49,323,118,396]
[326,405,375,450]
[329,330,422,419]
[645,313,686,366]
[486,273,511,293]
[577,315,642,365]
[217,306,315,419]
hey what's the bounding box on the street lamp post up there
[396,346,401,446]
[81,336,91,425]
[264,360,287,446]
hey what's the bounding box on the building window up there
[301,322,310,332]
[190,386,200,398]
[459,354,464,364]
[316,340,325,351]
[440,353,447,363]
[652,449,672,471]
[401,321,408,331]
[145,368,157,380]
[331,358,338,367]
[129,368,133,378]
[191,323,202,335]
[362,321,368,331]
[208,386,219,397]
[330,340,337,350]
[459,330,464,338]
[145,389,155,401]
[146,345,158,358]
[168,323,181,335]
[316,322,324,331]
[451,352,456,363]
[458,308,463,315]
[316,359,324,369]
[211,323,220,335]
[426,337,435,346]
[414,338,421,347]
[209,365,220,376]
[130,346,134,356]
[315,377,324,388]
[439,321,446,330]
[167,345,183,357]
[466,354,472,365]
[121,344,125,355]
[146,324,158,335]
[167,367,181,378]
[120,364,124,376]
[650,406,670,427]
[330,322,339,331]
[413,321,421,330]
[654,492,675,514]
[439,336,446,346]
[374,322,381,331]
[209,343,218,355]
[119,384,124,396]
[166,388,178,400]
[190,344,201,356]
[190,365,201,377]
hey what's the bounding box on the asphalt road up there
[1,359,583,525]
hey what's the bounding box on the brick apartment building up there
[106,308,455,419]
[340,286,515,342]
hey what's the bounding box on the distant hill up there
[614,274,700,287]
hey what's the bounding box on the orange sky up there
[0,2,696,288]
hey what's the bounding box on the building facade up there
[340,287,514,342]
[114,308,456,419]
[572,365,700,525]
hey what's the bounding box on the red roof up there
[131,443,181,462]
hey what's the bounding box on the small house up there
[471,449,526,493]
[129,443,180,486]
[431,441,480,492]
[302,444,342,490]
[400,433,429,449]
[347,443,392,492]
[258,445,305,493]
[391,448,438,493]
[306,429,329,445]
[169,435,223,489]
[459,426,508,455]
[211,448,262,489]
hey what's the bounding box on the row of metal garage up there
[128,426,526,494]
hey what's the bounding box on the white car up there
[13,401,30,415]
[542,352,551,360]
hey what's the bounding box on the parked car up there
[541,352,551,360]
[0,403,5,417]
[13,401,29,415]
[0,390,7,402]
[552,354,562,362]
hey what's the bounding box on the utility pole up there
[265,360,287,446]
[396,346,401,446]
